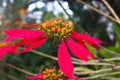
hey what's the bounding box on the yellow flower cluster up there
[37,19,73,40]
[43,68,65,80]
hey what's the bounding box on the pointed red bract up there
[71,32,102,48]
[2,46,18,54]
[14,36,46,49]
[26,73,44,80]
[0,46,18,60]
[4,28,43,41]
[66,40,95,61]
[58,41,74,78]
[23,37,48,52]
[4,28,49,52]
[14,39,29,49]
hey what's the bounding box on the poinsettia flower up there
[26,68,63,80]
[4,19,102,78]
[0,42,17,60]
[26,73,84,80]
[26,68,84,80]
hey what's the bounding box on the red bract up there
[26,73,44,80]
[71,32,103,49]
[4,19,102,78]
[4,28,48,52]
[58,41,74,78]
[0,42,17,60]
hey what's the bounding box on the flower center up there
[43,68,65,79]
[37,19,73,40]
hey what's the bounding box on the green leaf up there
[108,46,120,53]
[74,66,93,72]
[99,49,112,58]
[85,43,97,56]
[112,21,120,47]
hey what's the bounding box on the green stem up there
[0,61,35,76]
[0,70,20,80]
[76,0,120,24]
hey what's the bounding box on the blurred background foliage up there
[0,0,120,80]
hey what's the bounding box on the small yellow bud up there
[0,43,8,48]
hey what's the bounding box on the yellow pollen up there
[37,19,73,40]
[0,43,8,48]
[0,42,13,48]
[43,68,65,80]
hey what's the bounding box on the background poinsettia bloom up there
[4,19,102,78]
[26,73,85,80]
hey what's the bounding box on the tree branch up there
[102,0,120,23]
[99,44,120,56]
[76,0,120,24]
[0,61,35,76]
[85,71,120,79]
[30,50,115,66]
[0,70,20,80]
[74,65,120,75]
